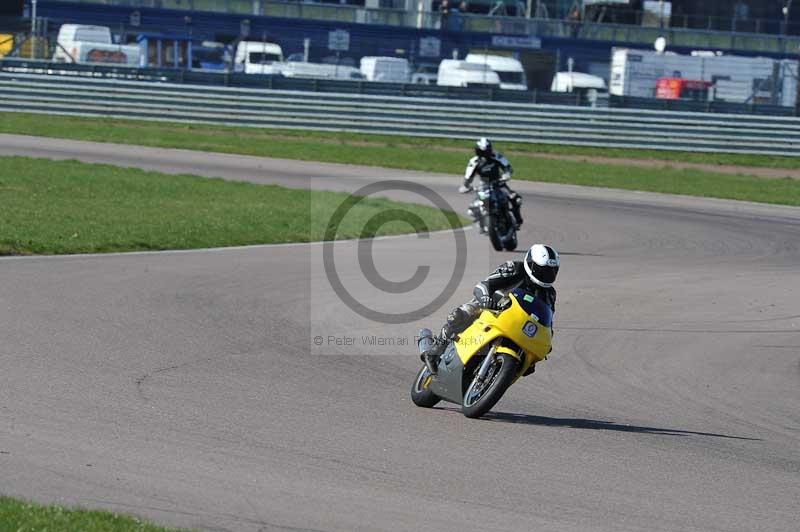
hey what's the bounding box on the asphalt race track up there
[1,134,799,532]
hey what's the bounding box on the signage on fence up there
[328,30,350,52]
[419,37,441,58]
[584,0,630,5]
[490,36,541,49]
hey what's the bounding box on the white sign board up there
[419,37,441,58]
[328,30,350,52]
[491,35,542,49]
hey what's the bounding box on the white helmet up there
[475,137,493,158]
[523,244,560,288]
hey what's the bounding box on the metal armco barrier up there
[2,72,800,156]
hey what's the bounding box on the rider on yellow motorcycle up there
[421,244,559,374]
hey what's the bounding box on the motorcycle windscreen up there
[510,288,553,327]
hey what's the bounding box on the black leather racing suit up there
[436,260,556,348]
[463,152,523,227]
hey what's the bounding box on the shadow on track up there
[477,411,761,441]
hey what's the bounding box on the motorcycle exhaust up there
[417,328,437,375]
[417,328,434,354]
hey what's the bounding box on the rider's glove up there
[478,295,496,310]
[458,185,472,194]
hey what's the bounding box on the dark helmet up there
[523,244,560,288]
[475,137,493,158]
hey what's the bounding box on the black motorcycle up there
[468,180,518,251]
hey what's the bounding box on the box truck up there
[610,48,798,107]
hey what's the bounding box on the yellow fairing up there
[0,35,13,57]
[454,294,552,376]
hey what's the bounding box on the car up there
[411,65,438,85]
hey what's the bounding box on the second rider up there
[460,137,524,230]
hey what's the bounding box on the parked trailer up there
[280,61,364,80]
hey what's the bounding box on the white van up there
[52,24,140,66]
[360,56,410,83]
[465,53,527,90]
[436,60,500,88]
[234,41,284,74]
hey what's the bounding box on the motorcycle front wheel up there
[410,365,441,408]
[462,353,518,418]
[483,215,504,251]
[503,227,518,251]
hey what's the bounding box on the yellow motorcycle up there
[411,288,553,418]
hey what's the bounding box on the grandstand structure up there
[0,1,797,113]
[20,1,799,90]
[32,1,800,45]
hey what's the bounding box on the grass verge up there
[3,111,800,170]
[0,156,465,255]
[0,496,185,532]
[2,113,800,206]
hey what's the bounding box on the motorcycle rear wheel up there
[462,353,518,418]
[411,365,441,408]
